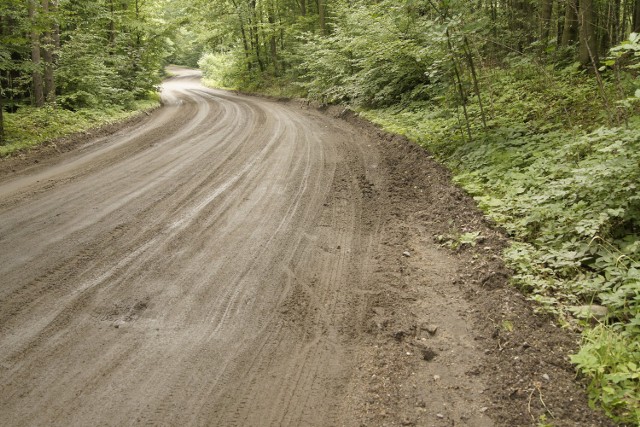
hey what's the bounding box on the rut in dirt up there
[0,68,386,426]
[0,69,615,427]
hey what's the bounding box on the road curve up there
[0,69,385,426]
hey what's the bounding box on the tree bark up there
[248,0,264,72]
[578,0,597,65]
[42,0,55,103]
[268,11,278,75]
[28,0,44,107]
[633,0,640,33]
[0,81,4,145]
[0,16,4,144]
[109,0,116,46]
[318,0,326,34]
[561,0,579,45]
[611,0,621,46]
[540,0,554,45]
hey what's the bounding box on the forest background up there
[1,0,639,423]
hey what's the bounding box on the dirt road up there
[0,69,615,426]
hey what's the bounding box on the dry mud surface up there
[0,69,615,426]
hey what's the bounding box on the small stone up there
[570,305,608,321]
[436,413,444,419]
[403,251,411,257]
[433,375,440,381]
[542,373,550,381]
[425,324,438,335]
[480,407,489,413]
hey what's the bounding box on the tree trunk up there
[109,0,116,46]
[42,0,55,104]
[268,12,278,75]
[240,22,252,71]
[248,0,264,72]
[578,0,597,65]
[634,0,640,33]
[0,83,4,145]
[540,0,554,45]
[0,16,4,145]
[300,0,306,16]
[318,0,326,34]
[28,0,44,107]
[561,0,579,45]
[611,0,621,46]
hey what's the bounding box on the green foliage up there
[0,99,158,157]
[607,33,640,71]
[56,32,131,110]
[436,231,482,250]
[363,60,640,422]
[198,52,241,89]
[571,325,640,424]
[295,1,435,107]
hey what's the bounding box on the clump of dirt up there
[316,104,615,426]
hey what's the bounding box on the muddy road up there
[0,70,614,426]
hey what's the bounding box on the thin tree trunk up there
[300,0,306,16]
[578,0,597,65]
[42,0,55,103]
[463,36,487,129]
[611,0,621,45]
[0,82,4,145]
[109,0,116,46]
[240,23,252,71]
[634,0,640,32]
[268,12,278,75]
[0,16,4,145]
[230,0,252,71]
[28,0,44,107]
[562,0,579,45]
[318,0,326,34]
[249,0,264,71]
[540,0,554,45]
[446,29,472,142]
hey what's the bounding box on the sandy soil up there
[0,68,616,426]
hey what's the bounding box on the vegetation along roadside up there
[195,0,640,423]
[0,0,169,156]
[2,0,639,423]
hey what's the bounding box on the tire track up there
[0,69,385,427]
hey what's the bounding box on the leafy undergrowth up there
[198,52,306,99]
[361,63,640,424]
[0,97,159,157]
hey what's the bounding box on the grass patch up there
[1,96,160,158]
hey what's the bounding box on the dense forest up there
[1,0,639,423]
[0,0,169,150]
